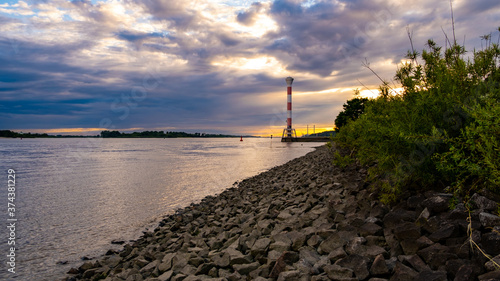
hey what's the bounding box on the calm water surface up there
[0,138,319,280]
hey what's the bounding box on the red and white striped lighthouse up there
[282,77,297,141]
[286,77,294,137]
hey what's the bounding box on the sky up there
[0,0,499,136]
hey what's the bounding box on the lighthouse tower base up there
[281,128,297,142]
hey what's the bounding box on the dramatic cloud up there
[0,0,499,136]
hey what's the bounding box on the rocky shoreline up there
[65,145,500,281]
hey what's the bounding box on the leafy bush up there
[333,29,500,203]
[334,96,369,130]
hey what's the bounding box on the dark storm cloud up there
[126,0,199,30]
[459,0,500,15]
[1,0,499,133]
[236,2,264,25]
[265,0,397,77]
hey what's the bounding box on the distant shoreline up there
[0,129,257,139]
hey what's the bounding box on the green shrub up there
[333,28,500,204]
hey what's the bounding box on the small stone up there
[400,254,429,273]
[157,270,173,281]
[400,239,420,255]
[287,231,307,251]
[345,237,366,255]
[195,262,215,275]
[416,208,431,226]
[318,232,347,254]
[478,270,500,280]
[453,264,475,281]
[211,252,230,268]
[414,270,447,281]
[78,261,94,273]
[67,268,79,274]
[233,261,260,275]
[324,264,354,280]
[394,222,421,240]
[479,212,500,228]
[307,235,323,247]
[428,224,459,242]
[417,243,456,270]
[485,254,500,271]
[422,196,450,214]
[277,270,301,281]
[389,262,418,281]
[370,254,389,276]
[335,254,370,280]
[471,193,498,211]
[482,232,500,256]
[269,241,290,252]
[328,247,347,263]
[359,222,383,237]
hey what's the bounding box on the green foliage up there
[437,93,500,196]
[332,150,354,169]
[333,28,500,204]
[334,96,369,131]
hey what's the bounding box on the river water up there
[0,138,320,280]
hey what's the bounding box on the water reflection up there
[0,138,319,280]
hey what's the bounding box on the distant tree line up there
[0,129,238,138]
[0,130,51,138]
[99,130,238,138]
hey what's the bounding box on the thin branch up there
[357,79,376,96]
[450,0,457,45]
[406,25,419,65]
[441,26,452,50]
[362,58,396,94]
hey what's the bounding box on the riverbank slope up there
[66,145,500,281]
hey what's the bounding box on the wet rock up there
[67,268,79,274]
[78,261,95,273]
